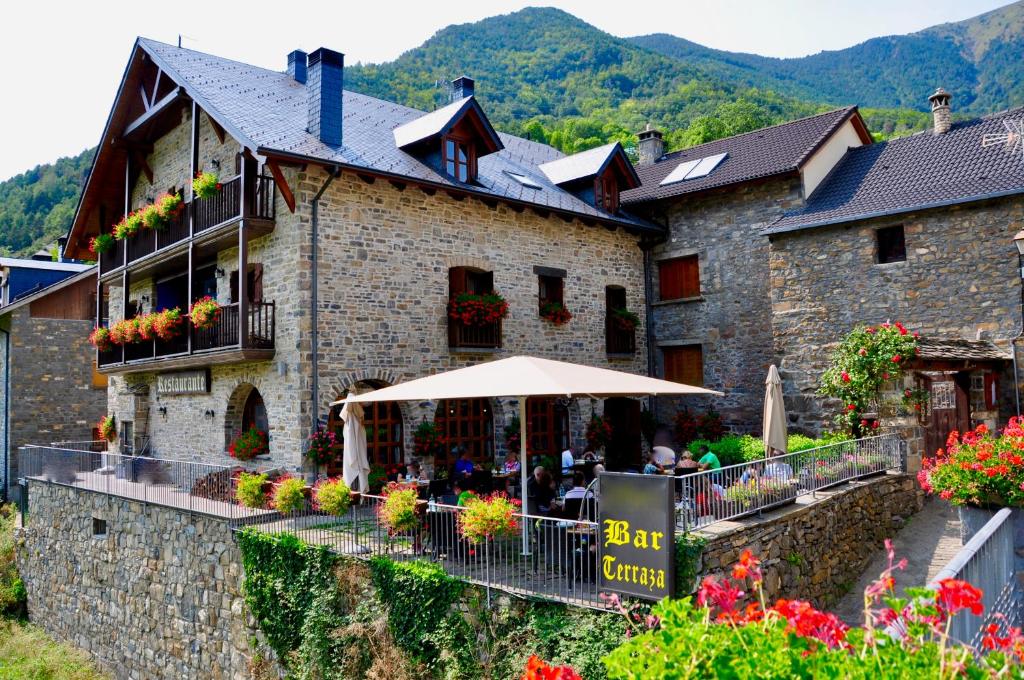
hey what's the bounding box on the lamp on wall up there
[1015,230,1024,272]
[215,267,226,277]
[158,406,167,417]
[204,409,215,418]
[211,159,221,171]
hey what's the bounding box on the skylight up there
[659,152,728,186]
[504,170,543,189]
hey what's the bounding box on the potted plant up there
[236,471,268,509]
[585,415,613,452]
[412,420,444,461]
[112,211,143,240]
[448,291,509,327]
[89,233,115,255]
[458,492,521,544]
[192,171,222,200]
[610,307,639,332]
[135,313,157,342]
[271,475,308,514]
[312,477,352,516]
[503,415,521,455]
[377,481,421,536]
[156,192,183,223]
[189,296,221,330]
[97,415,116,443]
[108,318,140,345]
[540,301,572,326]
[152,308,184,342]
[89,326,113,352]
[306,427,337,467]
[229,427,269,461]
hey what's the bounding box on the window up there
[663,345,703,387]
[449,266,501,349]
[876,225,906,264]
[658,255,700,300]
[434,398,494,470]
[605,286,635,354]
[327,394,404,471]
[538,274,564,312]
[527,397,569,459]
[92,517,107,537]
[443,135,476,183]
[119,420,134,455]
[594,173,619,213]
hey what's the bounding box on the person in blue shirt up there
[453,448,475,479]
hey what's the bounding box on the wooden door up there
[603,397,642,471]
[924,373,971,458]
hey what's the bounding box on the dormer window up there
[538,142,639,216]
[443,135,476,183]
[594,173,619,213]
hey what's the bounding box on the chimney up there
[929,87,952,135]
[287,49,307,84]
[57,236,67,262]
[637,123,664,166]
[307,47,345,147]
[451,76,475,102]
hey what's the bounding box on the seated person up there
[642,452,664,475]
[564,472,589,501]
[528,466,556,514]
[582,450,597,461]
[763,456,794,481]
[696,445,721,471]
[675,450,700,471]
[453,448,475,479]
[501,451,521,474]
[406,461,423,480]
[652,445,676,468]
[561,447,576,477]
[453,479,476,507]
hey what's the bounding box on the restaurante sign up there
[156,370,210,395]
[597,472,675,601]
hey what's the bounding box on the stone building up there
[0,267,106,497]
[62,40,656,475]
[766,94,1024,455]
[622,109,873,430]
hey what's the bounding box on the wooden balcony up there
[98,174,276,279]
[97,301,276,374]
[605,315,636,355]
[448,318,502,350]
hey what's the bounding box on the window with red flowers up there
[448,266,501,348]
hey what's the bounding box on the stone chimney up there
[929,87,952,135]
[637,123,664,166]
[451,76,475,102]
[307,47,345,147]
[287,49,307,84]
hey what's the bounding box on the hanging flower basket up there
[136,313,157,341]
[540,301,572,326]
[306,428,337,466]
[89,326,113,352]
[611,307,639,332]
[586,415,613,451]
[412,420,445,459]
[271,475,308,515]
[193,171,222,200]
[108,318,140,345]
[113,211,143,240]
[97,415,116,443]
[377,482,421,536]
[229,426,269,461]
[448,292,509,327]
[152,308,184,342]
[235,471,268,509]
[312,477,352,516]
[189,296,222,330]
[89,234,115,255]
[458,492,521,544]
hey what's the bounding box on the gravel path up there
[832,497,962,625]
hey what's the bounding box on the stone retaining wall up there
[15,481,257,680]
[697,472,924,607]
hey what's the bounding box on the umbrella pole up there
[519,397,531,556]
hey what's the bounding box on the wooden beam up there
[133,150,153,184]
[532,207,550,219]
[266,159,296,213]
[138,85,151,112]
[508,204,524,213]
[150,68,162,108]
[419,186,436,196]
[557,213,573,223]
[388,179,406,192]
[446,190,465,202]
[208,115,226,144]
[123,86,182,137]
[357,173,375,184]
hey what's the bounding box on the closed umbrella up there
[763,365,788,456]
[341,401,370,492]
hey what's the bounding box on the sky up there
[0,0,1011,181]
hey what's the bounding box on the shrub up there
[674,408,698,446]
[458,492,521,543]
[151,308,183,341]
[377,482,420,535]
[97,415,116,443]
[610,307,639,331]
[236,472,268,508]
[696,409,724,441]
[272,475,307,514]
[192,171,222,199]
[0,505,26,618]
[112,210,143,239]
[189,296,221,330]
[108,318,139,345]
[920,420,1024,506]
[368,464,388,493]
[313,477,352,516]
[523,656,581,680]
[412,420,445,460]
[674,533,707,595]
[229,426,269,461]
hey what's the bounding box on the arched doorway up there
[433,398,494,472]
[527,397,569,460]
[324,381,404,475]
[225,383,270,449]
[242,389,268,433]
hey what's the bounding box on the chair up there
[428,479,449,499]
[561,497,584,520]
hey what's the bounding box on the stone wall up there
[768,197,1024,433]
[16,481,256,679]
[697,473,924,607]
[636,176,803,435]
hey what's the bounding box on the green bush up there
[313,477,352,516]
[674,533,707,594]
[235,472,267,509]
[0,505,26,617]
[271,476,307,514]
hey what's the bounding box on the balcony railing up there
[448,319,502,350]
[605,315,636,354]
[98,174,276,276]
[97,301,276,368]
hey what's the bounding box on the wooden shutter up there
[248,264,264,304]
[229,270,239,304]
[658,256,700,300]
[663,345,703,387]
[449,267,468,297]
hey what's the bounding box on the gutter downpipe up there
[311,166,341,437]
[1013,252,1024,416]
[0,327,9,502]
[639,217,669,414]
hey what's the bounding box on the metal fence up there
[929,507,1022,649]
[675,433,903,531]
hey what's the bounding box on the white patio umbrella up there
[333,355,722,552]
[341,400,370,493]
[763,364,788,456]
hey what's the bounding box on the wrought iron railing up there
[674,433,903,531]
[98,240,125,276]
[449,319,502,349]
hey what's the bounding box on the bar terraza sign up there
[156,370,210,395]
[598,472,675,601]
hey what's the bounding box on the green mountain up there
[630,0,1024,116]
[0,148,92,257]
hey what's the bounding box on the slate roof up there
[539,142,621,185]
[137,39,654,232]
[916,337,1011,362]
[621,107,862,205]
[392,96,502,151]
[768,107,1024,234]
